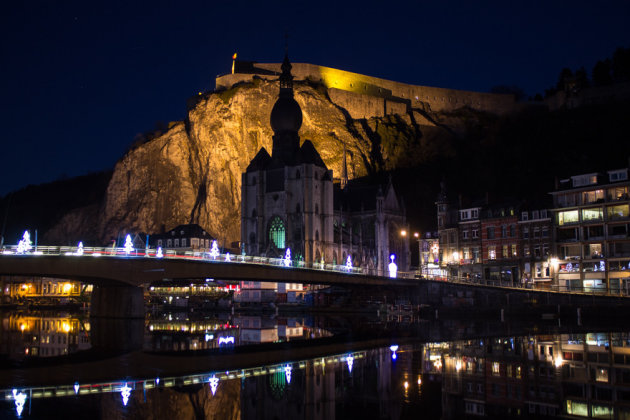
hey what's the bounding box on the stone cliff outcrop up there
[97,76,462,245]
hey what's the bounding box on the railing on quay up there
[421,273,630,297]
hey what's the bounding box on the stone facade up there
[241,55,409,274]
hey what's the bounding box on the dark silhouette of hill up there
[0,171,112,247]
[394,99,630,233]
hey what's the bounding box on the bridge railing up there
[1,245,418,280]
[10,246,626,295]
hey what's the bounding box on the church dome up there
[270,95,302,133]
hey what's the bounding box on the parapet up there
[216,62,517,116]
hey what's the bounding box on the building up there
[550,167,630,293]
[519,208,552,287]
[150,223,215,251]
[241,54,409,275]
[481,206,520,282]
[435,183,551,284]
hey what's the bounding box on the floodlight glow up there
[205,333,214,342]
[209,376,219,396]
[74,382,80,394]
[120,383,132,406]
[76,242,84,256]
[346,255,352,271]
[284,365,292,384]
[225,252,231,262]
[554,356,563,368]
[389,345,399,352]
[346,356,354,372]
[156,247,163,258]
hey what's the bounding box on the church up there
[240,54,409,275]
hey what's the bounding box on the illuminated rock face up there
[96,77,453,245]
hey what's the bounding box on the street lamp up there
[414,232,421,273]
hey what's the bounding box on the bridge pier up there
[90,285,145,318]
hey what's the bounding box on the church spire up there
[279,52,294,95]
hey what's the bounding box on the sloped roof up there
[297,140,327,168]
[246,147,272,172]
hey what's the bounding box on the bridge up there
[0,245,419,317]
[1,245,629,318]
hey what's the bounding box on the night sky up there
[1,1,629,196]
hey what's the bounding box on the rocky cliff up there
[96,77,456,245]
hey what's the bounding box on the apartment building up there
[550,168,630,293]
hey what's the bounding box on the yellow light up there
[417,376,422,385]
[404,381,409,389]
[62,322,70,333]
[554,356,562,368]
[455,360,462,371]
[20,324,25,332]
[63,283,72,293]
[414,232,419,238]
[400,230,407,237]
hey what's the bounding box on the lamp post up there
[414,232,421,273]
[400,230,407,271]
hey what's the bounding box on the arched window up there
[296,203,301,213]
[268,217,286,249]
[252,209,257,218]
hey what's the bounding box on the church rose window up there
[269,217,286,249]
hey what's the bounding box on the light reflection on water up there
[1,309,630,419]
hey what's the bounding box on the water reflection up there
[145,313,333,352]
[2,308,630,419]
[0,311,91,361]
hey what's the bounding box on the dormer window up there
[572,174,598,187]
[609,169,628,183]
[521,212,529,221]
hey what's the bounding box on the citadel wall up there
[216,62,516,118]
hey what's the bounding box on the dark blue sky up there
[1,1,629,196]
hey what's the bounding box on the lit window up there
[557,210,579,225]
[269,217,286,249]
[512,244,517,257]
[582,208,603,221]
[492,362,500,376]
[489,247,496,260]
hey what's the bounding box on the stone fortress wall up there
[216,62,517,120]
